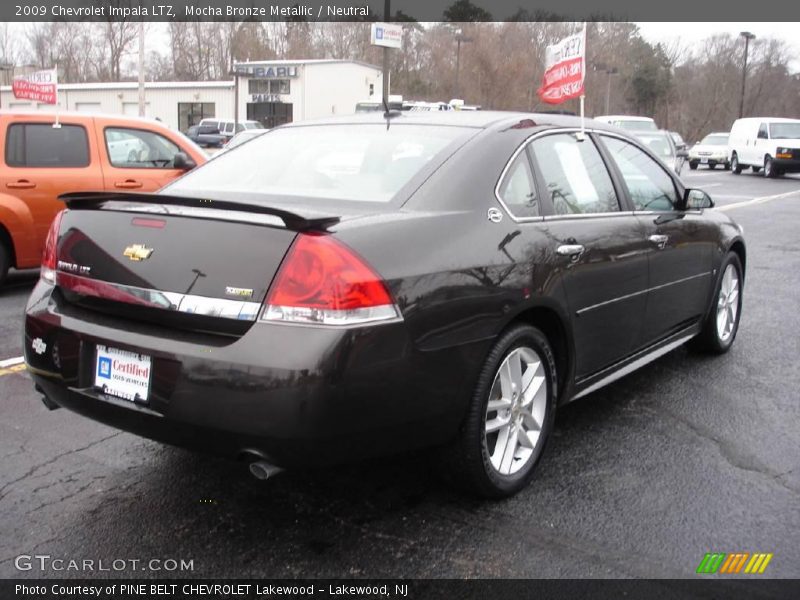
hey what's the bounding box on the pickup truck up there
[186,124,226,148]
[0,111,207,285]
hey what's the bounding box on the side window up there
[529,133,619,215]
[498,151,539,218]
[104,127,181,169]
[5,123,90,168]
[602,136,680,211]
[757,123,768,139]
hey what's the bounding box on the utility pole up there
[739,31,755,119]
[454,32,473,99]
[382,0,390,107]
[137,21,145,117]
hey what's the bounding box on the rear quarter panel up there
[333,124,575,421]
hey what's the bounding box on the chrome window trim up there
[494,127,634,223]
[56,272,262,321]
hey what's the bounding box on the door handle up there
[648,234,669,249]
[6,180,36,189]
[557,244,585,259]
[114,180,143,189]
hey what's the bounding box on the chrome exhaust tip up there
[248,460,284,481]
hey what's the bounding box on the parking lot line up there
[717,189,800,212]
[0,356,24,368]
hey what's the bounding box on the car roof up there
[0,109,168,127]
[281,110,628,135]
[734,117,800,124]
[594,115,655,122]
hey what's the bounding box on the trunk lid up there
[54,192,340,336]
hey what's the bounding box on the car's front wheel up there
[689,161,698,170]
[446,324,557,498]
[694,253,743,354]
[764,156,777,178]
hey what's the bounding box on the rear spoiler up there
[58,191,340,232]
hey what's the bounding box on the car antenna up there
[383,96,402,128]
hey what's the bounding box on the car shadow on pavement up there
[8,343,739,579]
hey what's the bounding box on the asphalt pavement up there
[1,168,799,580]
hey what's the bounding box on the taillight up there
[262,233,400,326]
[41,210,65,284]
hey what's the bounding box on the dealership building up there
[0,59,383,131]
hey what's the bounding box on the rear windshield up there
[167,124,472,203]
[701,134,728,145]
[616,120,657,131]
[636,134,675,158]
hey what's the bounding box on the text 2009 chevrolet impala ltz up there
[24,112,745,497]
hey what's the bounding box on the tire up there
[731,153,742,174]
[0,242,10,287]
[443,324,557,498]
[724,162,731,171]
[709,163,716,170]
[764,156,777,179]
[693,253,743,354]
[689,161,698,170]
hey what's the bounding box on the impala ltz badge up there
[123,244,154,262]
[225,286,254,298]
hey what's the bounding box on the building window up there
[178,102,215,132]
[248,79,291,95]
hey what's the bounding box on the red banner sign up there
[537,29,586,105]
[12,69,58,105]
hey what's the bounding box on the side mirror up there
[173,152,196,171]
[683,188,714,210]
[677,149,689,159]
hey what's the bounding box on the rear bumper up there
[689,156,728,165]
[24,281,477,467]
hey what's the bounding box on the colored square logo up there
[97,357,112,379]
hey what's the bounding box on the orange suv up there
[0,111,206,284]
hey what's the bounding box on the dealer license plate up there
[700,158,708,164]
[94,345,152,402]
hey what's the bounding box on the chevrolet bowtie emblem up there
[123,244,154,262]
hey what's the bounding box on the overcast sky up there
[636,22,800,70]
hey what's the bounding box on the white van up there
[198,118,264,139]
[729,117,800,178]
[594,115,658,131]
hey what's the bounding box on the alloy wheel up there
[484,346,548,476]
[716,264,740,343]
